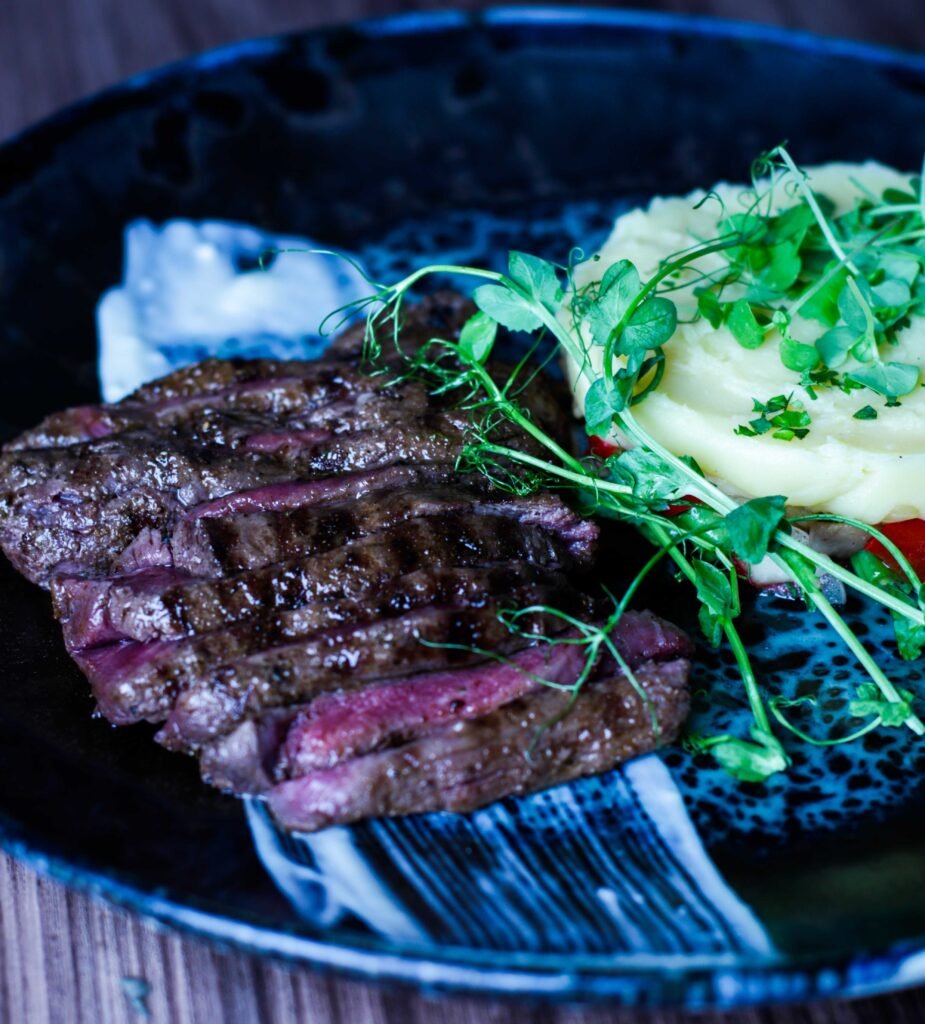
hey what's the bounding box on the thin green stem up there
[723,617,773,736]
[769,701,882,747]
[777,549,925,735]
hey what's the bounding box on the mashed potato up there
[565,163,925,524]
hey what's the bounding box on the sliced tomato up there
[865,519,925,577]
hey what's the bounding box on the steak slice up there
[265,658,691,832]
[74,565,587,725]
[276,610,684,777]
[179,464,460,522]
[199,709,298,793]
[5,291,478,465]
[54,512,589,648]
[158,603,575,750]
[169,486,596,576]
[9,361,465,451]
[198,609,691,793]
[1,419,540,585]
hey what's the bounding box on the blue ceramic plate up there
[4,8,925,1010]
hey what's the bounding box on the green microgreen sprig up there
[690,147,925,415]
[325,145,925,783]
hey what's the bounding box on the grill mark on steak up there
[265,659,691,832]
[55,512,587,648]
[75,566,588,726]
[158,604,576,750]
[2,458,464,585]
[171,486,596,576]
[9,365,436,450]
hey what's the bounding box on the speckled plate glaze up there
[4,8,925,1009]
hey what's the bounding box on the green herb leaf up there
[600,259,642,302]
[780,335,820,373]
[584,378,623,435]
[586,261,643,347]
[851,548,896,587]
[691,560,734,647]
[770,202,815,244]
[851,548,925,661]
[608,448,688,508]
[507,252,561,311]
[727,299,765,349]
[695,287,725,328]
[456,311,498,365]
[801,266,848,327]
[619,296,677,353]
[736,394,812,441]
[473,284,543,333]
[853,404,879,420]
[815,325,858,369]
[689,729,789,783]
[759,241,801,292]
[838,279,872,332]
[895,617,925,661]
[880,252,921,286]
[871,278,912,309]
[846,361,920,399]
[849,683,918,727]
[724,494,788,564]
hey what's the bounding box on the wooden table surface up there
[4,1,925,1021]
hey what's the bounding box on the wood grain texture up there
[2,1,925,1022]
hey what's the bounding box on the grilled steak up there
[168,486,597,577]
[267,659,691,832]
[75,566,588,725]
[274,609,689,777]
[157,603,579,750]
[0,293,692,831]
[54,512,593,649]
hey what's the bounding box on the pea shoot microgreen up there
[327,144,925,784]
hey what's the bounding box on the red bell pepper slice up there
[865,519,925,578]
[588,435,621,459]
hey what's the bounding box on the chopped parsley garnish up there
[735,394,812,441]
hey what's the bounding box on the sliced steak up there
[7,290,477,453]
[180,463,460,521]
[275,609,692,777]
[1,421,541,585]
[266,658,691,832]
[158,603,575,750]
[0,290,695,833]
[9,362,461,451]
[74,565,587,725]
[199,709,298,793]
[54,512,588,648]
[170,486,596,576]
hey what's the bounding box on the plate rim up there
[4,5,925,1008]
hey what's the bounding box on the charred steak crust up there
[0,294,692,831]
